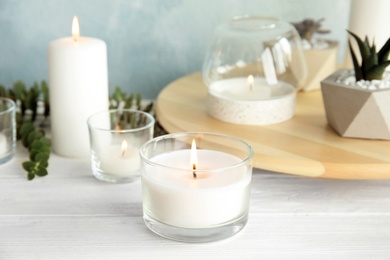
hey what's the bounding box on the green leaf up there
[378,37,390,63]
[27,131,44,144]
[22,134,30,148]
[31,146,50,154]
[363,45,378,73]
[131,113,136,128]
[347,30,371,62]
[124,94,133,109]
[34,152,49,164]
[22,161,35,171]
[113,86,123,103]
[13,81,26,100]
[0,85,7,97]
[366,60,390,80]
[35,167,48,177]
[39,137,51,146]
[20,122,35,137]
[41,161,49,168]
[41,80,50,118]
[27,172,35,181]
[136,93,141,109]
[31,140,44,150]
[349,40,363,81]
[29,150,39,161]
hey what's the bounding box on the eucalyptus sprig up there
[109,86,153,112]
[108,86,167,136]
[0,81,163,181]
[0,80,51,180]
[20,121,51,180]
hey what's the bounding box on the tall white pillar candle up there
[349,0,390,49]
[346,0,390,66]
[48,16,109,158]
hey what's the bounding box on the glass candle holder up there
[87,109,155,183]
[140,132,253,243]
[202,16,307,125]
[0,98,16,165]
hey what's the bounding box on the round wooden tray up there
[156,73,390,179]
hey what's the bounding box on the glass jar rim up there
[87,109,155,133]
[229,15,281,30]
[0,97,16,114]
[140,132,254,173]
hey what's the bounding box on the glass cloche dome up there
[202,16,307,125]
[202,15,307,89]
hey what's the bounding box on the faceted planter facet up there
[321,69,390,140]
[301,40,338,92]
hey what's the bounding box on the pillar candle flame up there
[72,16,80,42]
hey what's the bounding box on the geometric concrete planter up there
[321,69,390,140]
[301,40,338,92]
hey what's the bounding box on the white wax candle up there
[209,77,272,100]
[47,17,108,158]
[0,133,7,155]
[207,77,296,125]
[100,144,140,176]
[142,149,251,228]
[349,0,390,49]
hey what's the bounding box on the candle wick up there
[192,164,197,179]
[122,150,126,157]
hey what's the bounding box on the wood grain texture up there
[155,73,390,179]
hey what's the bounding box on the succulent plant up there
[348,30,390,81]
[291,18,330,43]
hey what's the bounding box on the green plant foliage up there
[0,80,50,135]
[0,81,51,180]
[109,86,153,112]
[108,86,155,132]
[20,121,51,180]
[291,18,330,43]
[348,30,390,81]
[0,81,159,181]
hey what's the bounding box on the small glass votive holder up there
[0,98,16,165]
[140,132,253,243]
[87,109,155,183]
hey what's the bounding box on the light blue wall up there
[0,0,351,99]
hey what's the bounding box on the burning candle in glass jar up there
[99,139,141,177]
[141,138,252,228]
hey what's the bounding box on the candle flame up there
[121,140,128,157]
[247,75,254,91]
[191,139,198,178]
[72,16,80,41]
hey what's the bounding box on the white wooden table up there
[1,143,390,259]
